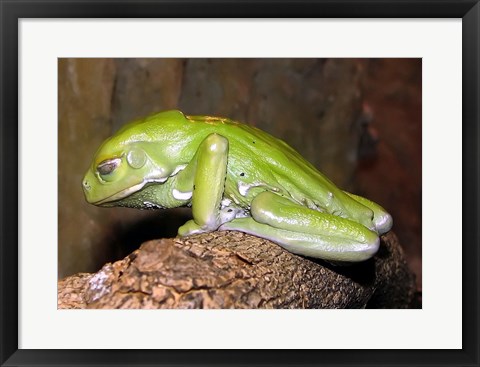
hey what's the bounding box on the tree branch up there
[58,231,416,309]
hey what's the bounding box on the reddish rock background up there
[358,59,422,291]
[58,58,421,296]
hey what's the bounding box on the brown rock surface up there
[58,231,416,309]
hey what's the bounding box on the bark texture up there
[58,231,416,309]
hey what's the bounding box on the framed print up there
[1,1,479,366]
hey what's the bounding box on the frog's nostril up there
[83,180,91,191]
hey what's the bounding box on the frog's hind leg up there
[344,192,393,235]
[219,191,380,262]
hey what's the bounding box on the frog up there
[82,110,392,262]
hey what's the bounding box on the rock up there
[58,231,416,309]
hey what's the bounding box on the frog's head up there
[83,110,192,206]
[82,137,172,207]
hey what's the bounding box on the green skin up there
[83,110,392,262]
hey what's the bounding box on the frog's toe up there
[374,212,393,235]
[178,220,207,236]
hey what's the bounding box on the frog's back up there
[181,113,344,207]
[185,113,315,165]
[177,111,338,194]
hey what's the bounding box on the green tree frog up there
[83,110,392,262]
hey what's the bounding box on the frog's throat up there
[93,177,167,205]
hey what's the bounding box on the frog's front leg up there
[176,133,230,236]
[219,191,380,262]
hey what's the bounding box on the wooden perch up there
[58,231,417,309]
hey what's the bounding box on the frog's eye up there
[97,158,121,176]
[126,148,147,169]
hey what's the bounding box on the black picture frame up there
[1,1,478,366]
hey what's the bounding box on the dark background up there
[58,58,421,293]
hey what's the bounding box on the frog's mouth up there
[92,177,168,206]
[92,181,147,205]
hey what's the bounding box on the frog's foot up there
[344,192,393,235]
[179,204,249,237]
[219,191,380,262]
[177,219,210,236]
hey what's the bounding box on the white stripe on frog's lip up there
[172,189,192,201]
[93,176,168,205]
[93,181,146,205]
